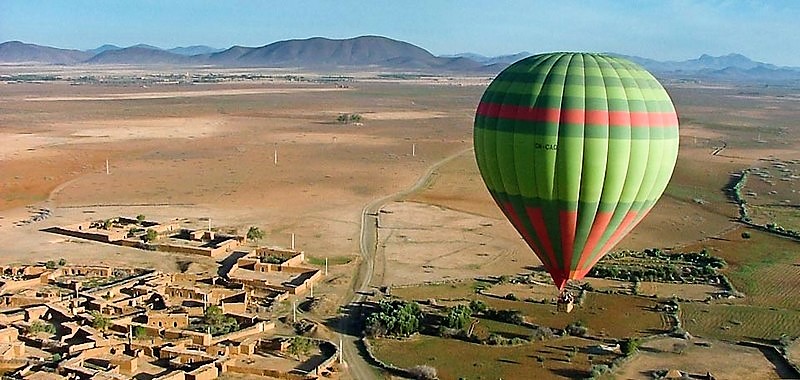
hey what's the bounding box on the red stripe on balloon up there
[476,102,678,128]
[559,210,578,273]
[498,202,544,259]
[595,210,640,261]
[524,207,559,276]
[575,211,613,270]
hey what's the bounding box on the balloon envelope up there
[474,53,679,289]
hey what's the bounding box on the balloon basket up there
[556,300,574,313]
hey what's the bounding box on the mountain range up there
[1,36,798,81]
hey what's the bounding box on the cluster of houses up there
[0,222,336,380]
[46,217,243,258]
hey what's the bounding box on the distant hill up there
[85,46,189,65]
[205,35,483,70]
[443,51,531,65]
[613,53,798,82]
[85,44,122,56]
[2,37,799,81]
[0,41,90,64]
[168,45,224,56]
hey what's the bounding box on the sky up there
[1,0,799,66]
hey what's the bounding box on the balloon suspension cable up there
[558,282,575,304]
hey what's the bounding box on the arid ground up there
[2,68,800,379]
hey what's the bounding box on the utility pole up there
[106,159,110,175]
[291,233,295,251]
[325,257,328,276]
[412,143,416,157]
[292,300,297,323]
[338,336,343,363]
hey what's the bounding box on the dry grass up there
[479,292,669,338]
[614,337,782,379]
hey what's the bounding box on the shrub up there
[90,311,110,330]
[408,365,437,380]
[144,229,158,243]
[469,299,487,314]
[565,321,588,336]
[621,337,641,356]
[590,364,611,378]
[28,320,56,335]
[288,336,313,358]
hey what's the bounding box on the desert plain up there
[1,66,800,379]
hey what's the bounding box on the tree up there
[91,311,110,331]
[202,305,238,335]
[136,214,146,223]
[336,114,349,124]
[103,219,113,230]
[57,258,67,266]
[365,299,423,338]
[621,337,641,356]
[45,260,57,270]
[28,320,56,335]
[287,336,313,359]
[144,229,158,243]
[349,113,362,123]
[133,326,148,340]
[445,304,473,330]
[246,226,264,242]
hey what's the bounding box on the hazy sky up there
[1,0,799,66]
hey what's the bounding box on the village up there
[0,215,339,380]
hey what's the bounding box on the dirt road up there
[339,147,474,380]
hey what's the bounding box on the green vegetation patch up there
[391,280,482,301]
[306,255,353,266]
[749,205,800,232]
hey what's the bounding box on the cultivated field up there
[613,337,783,379]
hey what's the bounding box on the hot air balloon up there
[474,53,679,300]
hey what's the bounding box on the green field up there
[370,335,618,380]
[478,292,669,338]
[681,303,800,341]
[391,280,485,301]
[706,229,800,308]
[748,204,800,232]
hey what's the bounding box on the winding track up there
[339,147,473,379]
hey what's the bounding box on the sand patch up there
[375,201,535,286]
[0,133,69,160]
[66,117,224,142]
[361,111,447,120]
